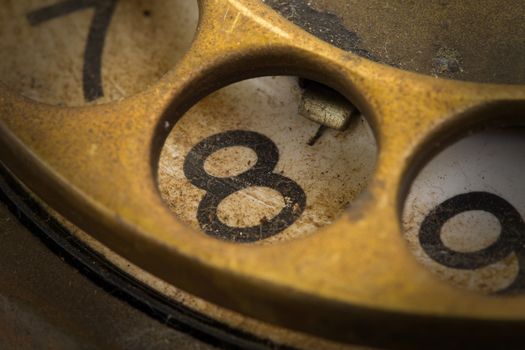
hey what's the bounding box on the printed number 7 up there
[27,0,118,102]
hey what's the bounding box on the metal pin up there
[299,79,357,131]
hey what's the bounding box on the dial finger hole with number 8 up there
[158,76,378,244]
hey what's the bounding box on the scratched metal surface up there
[265,0,525,84]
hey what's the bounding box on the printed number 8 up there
[184,130,306,242]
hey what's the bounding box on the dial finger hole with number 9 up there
[403,125,525,294]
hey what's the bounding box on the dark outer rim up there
[0,164,297,350]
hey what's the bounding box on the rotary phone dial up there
[0,0,524,348]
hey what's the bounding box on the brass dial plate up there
[1,0,525,347]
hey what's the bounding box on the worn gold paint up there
[1,0,525,345]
